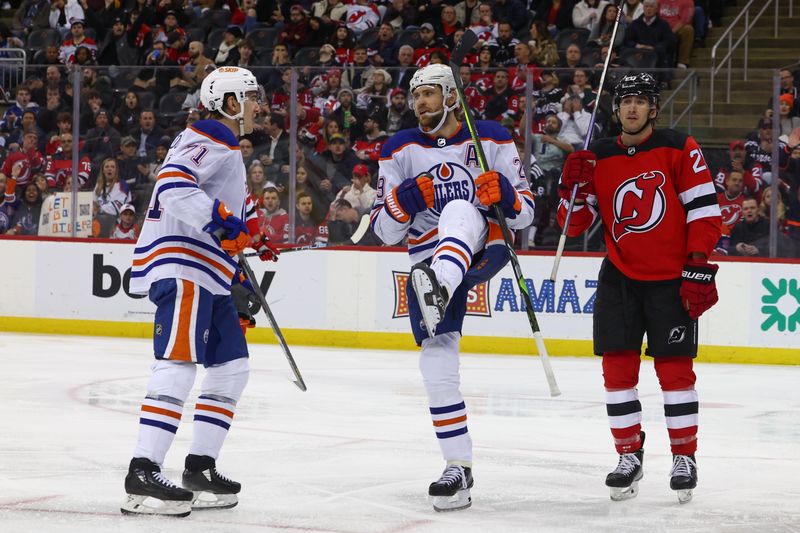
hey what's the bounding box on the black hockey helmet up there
[612,73,660,113]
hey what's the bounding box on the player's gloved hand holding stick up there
[250,234,280,262]
[203,199,250,256]
[558,150,596,203]
[476,171,521,218]
[384,174,435,223]
[680,258,719,319]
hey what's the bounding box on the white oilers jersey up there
[371,121,535,262]
[130,120,247,296]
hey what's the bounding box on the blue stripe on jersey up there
[409,239,439,255]
[409,227,422,237]
[139,418,178,434]
[131,257,232,290]
[439,236,473,259]
[191,120,239,148]
[380,120,513,158]
[429,402,466,415]
[436,427,469,439]
[134,235,238,268]
[439,255,466,277]
[154,181,198,200]
[194,414,231,430]
[160,163,199,180]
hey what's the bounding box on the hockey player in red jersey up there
[558,73,721,504]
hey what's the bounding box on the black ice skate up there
[182,454,241,510]
[606,431,645,501]
[669,454,698,504]
[121,457,193,517]
[428,464,473,512]
[410,262,449,336]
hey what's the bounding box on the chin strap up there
[219,105,246,137]
[418,95,459,136]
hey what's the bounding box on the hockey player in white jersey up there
[370,64,535,512]
[121,67,279,517]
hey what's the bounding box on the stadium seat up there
[293,46,320,66]
[26,28,60,56]
[397,26,421,48]
[580,47,602,68]
[185,26,207,45]
[159,91,186,115]
[358,26,379,48]
[247,27,279,48]
[207,28,227,53]
[137,91,156,112]
[206,9,231,29]
[555,28,590,52]
[619,47,657,69]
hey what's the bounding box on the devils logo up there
[612,171,667,241]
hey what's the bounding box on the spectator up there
[176,41,215,92]
[455,0,482,27]
[356,69,392,112]
[260,113,291,189]
[378,87,418,135]
[113,91,142,136]
[5,182,42,236]
[296,161,334,222]
[492,0,529,33]
[392,45,418,92]
[318,133,358,192]
[58,18,97,64]
[624,0,676,72]
[12,0,51,38]
[532,70,564,120]
[1,86,39,134]
[658,0,695,68]
[151,9,184,46]
[33,174,50,200]
[78,89,103,135]
[327,25,356,65]
[264,44,293,93]
[352,112,389,170]
[279,5,310,54]
[334,163,376,216]
[469,2,499,43]
[484,69,518,121]
[294,191,328,245]
[240,137,256,168]
[83,108,121,165]
[383,0,418,31]
[437,4,464,46]
[44,132,91,190]
[730,197,770,256]
[343,0,380,36]
[565,68,597,110]
[92,157,131,235]
[573,0,610,32]
[80,67,113,109]
[260,186,289,243]
[759,187,787,233]
[470,45,496,92]
[1,129,45,195]
[134,42,179,101]
[534,0,578,32]
[247,162,271,203]
[778,94,800,139]
[712,140,763,196]
[146,139,170,183]
[622,0,645,22]
[460,64,490,119]
[558,95,592,148]
[0,174,15,233]
[235,39,260,75]
[342,45,371,90]
[49,0,85,38]
[533,114,575,176]
[331,87,366,141]
[110,203,140,240]
[7,110,46,151]
[216,26,244,66]
[44,112,74,156]
[560,43,583,70]
[526,22,557,68]
[117,136,149,190]
[131,110,165,161]
[370,23,399,67]
[97,15,138,66]
[413,22,450,67]
[717,170,745,243]
[313,119,342,155]
[488,21,520,68]
[509,43,542,93]
[312,0,348,33]
[590,3,626,48]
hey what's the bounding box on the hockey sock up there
[188,358,249,459]
[420,332,472,465]
[133,360,197,464]
[430,199,486,298]
[655,356,698,456]
[603,351,643,454]
[431,237,472,299]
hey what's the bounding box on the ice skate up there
[121,457,193,517]
[428,464,473,512]
[606,431,645,501]
[669,454,697,504]
[410,262,449,335]
[182,454,241,510]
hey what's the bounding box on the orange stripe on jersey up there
[409,227,438,245]
[433,414,467,427]
[141,404,182,420]
[133,246,234,279]
[435,245,471,267]
[157,171,197,182]
[189,125,240,150]
[196,403,235,419]
[169,280,194,362]
[519,190,534,199]
[379,136,514,161]
[487,221,510,243]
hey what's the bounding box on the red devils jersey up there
[716,191,744,236]
[558,129,722,281]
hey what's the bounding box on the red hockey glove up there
[476,170,521,218]
[251,234,280,262]
[204,199,250,256]
[384,174,435,223]
[558,150,596,202]
[680,260,720,320]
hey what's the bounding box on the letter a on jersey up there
[612,170,667,241]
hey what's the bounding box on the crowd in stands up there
[0,0,796,256]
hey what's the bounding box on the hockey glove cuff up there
[560,150,596,203]
[251,234,280,262]
[680,260,719,320]
[384,174,435,223]
[476,171,520,218]
[232,268,255,294]
[204,199,250,256]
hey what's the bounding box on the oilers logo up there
[426,163,476,212]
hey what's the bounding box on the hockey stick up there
[238,253,308,391]
[243,214,371,257]
[549,0,624,283]
[450,30,560,397]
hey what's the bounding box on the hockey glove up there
[231,270,256,335]
[680,260,719,320]
[384,174,435,223]
[559,150,596,202]
[204,199,250,256]
[476,170,521,218]
[251,234,280,262]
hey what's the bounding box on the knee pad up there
[654,356,696,391]
[200,357,250,404]
[419,332,461,396]
[602,350,641,390]
[147,359,197,404]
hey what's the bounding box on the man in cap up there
[320,133,358,192]
[58,17,97,64]
[98,14,139,66]
[378,87,418,135]
[335,163,376,216]
[84,108,122,163]
[353,111,388,169]
[330,87,366,139]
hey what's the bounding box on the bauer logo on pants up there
[391,272,490,318]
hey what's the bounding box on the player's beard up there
[418,109,445,131]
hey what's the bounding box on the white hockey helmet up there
[409,63,460,135]
[200,66,259,130]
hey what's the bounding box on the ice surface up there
[1,333,798,533]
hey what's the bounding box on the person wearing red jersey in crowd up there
[294,191,328,245]
[344,0,380,36]
[483,69,520,122]
[110,203,141,240]
[2,129,44,201]
[413,23,450,67]
[716,170,746,235]
[558,73,721,504]
[458,65,488,120]
[58,18,97,64]
[714,140,763,196]
[259,186,289,243]
[279,5,310,54]
[352,112,388,168]
[44,132,91,190]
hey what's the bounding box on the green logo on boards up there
[761,278,800,332]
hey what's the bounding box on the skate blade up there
[676,489,693,504]
[609,480,640,502]
[430,489,472,512]
[190,491,238,510]
[411,269,442,335]
[120,494,192,517]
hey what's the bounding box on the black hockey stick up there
[243,214,371,257]
[549,0,624,283]
[238,253,307,391]
[449,30,560,397]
